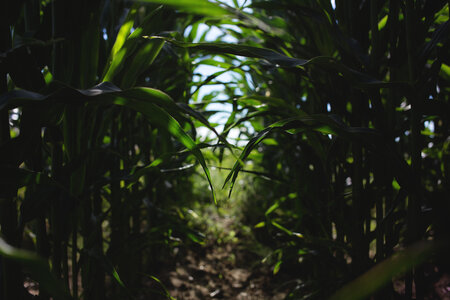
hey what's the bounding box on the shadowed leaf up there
[138,0,230,17]
[0,82,216,202]
[0,237,72,300]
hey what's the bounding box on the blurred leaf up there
[265,202,279,216]
[440,63,450,80]
[254,221,265,228]
[187,232,205,244]
[329,242,436,300]
[271,220,293,236]
[273,260,282,275]
[0,237,72,300]
[378,15,388,31]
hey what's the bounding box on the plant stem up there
[0,20,21,300]
[405,1,425,299]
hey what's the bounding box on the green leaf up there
[120,38,165,88]
[223,127,273,197]
[187,232,205,244]
[238,95,300,112]
[254,221,266,228]
[262,138,278,146]
[440,63,450,80]
[109,98,215,202]
[0,82,216,202]
[0,237,72,300]
[270,220,293,236]
[110,7,137,59]
[146,37,401,88]
[103,6,164,84]
[143,274,176,300]
[377,15,388,31]
[329,242,436,300]
[273,260,282,275]
[146,36,309,67]
[265,202,279,216]
[138,0,230,17]
[224,114,415,198]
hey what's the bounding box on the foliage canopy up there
[0,0,449,299]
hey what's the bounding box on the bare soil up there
[144,242,290,300]
[139,207,293,300]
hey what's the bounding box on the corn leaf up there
[138,0,230,17]
[0,237,72,300]
[0,82,216,202]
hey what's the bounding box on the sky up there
[191,0,337,143]
[189,0,251,144]
[191,0,437,146]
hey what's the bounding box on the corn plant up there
[0,1,220,299]
[228,1,449,298]
[1,0,449,299]
[144,0,450,298]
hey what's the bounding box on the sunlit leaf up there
[329,242,437,300]
[0,82,216,202]
[273,260,282,275]
[254,221,266,228]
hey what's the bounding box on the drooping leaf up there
[143,274,176,300]
[0,82,216,202]
[145,36,309,67]
[223,114,414,197]
[103,5,165,85]
[138,0,230,17]
[146,36,405,88]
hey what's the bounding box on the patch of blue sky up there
[424,120,435,133]
[102,28,108,40]
[192,0,337,143]
[187,0,252,144]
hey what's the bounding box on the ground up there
[136,199,450,300]
[152,241,288,299]
[140,202,293,300]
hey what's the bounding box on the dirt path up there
[140,206,292,300]
[158,242,287,299]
